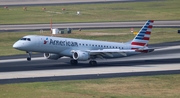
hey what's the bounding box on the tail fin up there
[131,20,154,47]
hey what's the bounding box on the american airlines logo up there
[44,38,49,44]
[49,39,78,47]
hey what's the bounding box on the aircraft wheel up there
[27,57,31,61]
[70,60,78,65]
[89,61,97,66]
[26,51,31,61]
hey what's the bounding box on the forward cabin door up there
[38,36,43,47]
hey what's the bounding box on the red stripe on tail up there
[145,31,151,34]
[143,37,149,40]
[131,42,146,46]
[148,25,153,28]
[150,20,154,22]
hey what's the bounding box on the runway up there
[0,42,180,84]
[1,21,180,32]
[0,0,148,6]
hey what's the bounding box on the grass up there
[0,31,37,56]
[0,0,180,24]
[1,0,180,56]
[62,28,180,43]
[0,74,180,98]
[0,28,180,56]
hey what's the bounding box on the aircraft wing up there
[86,48,154,57]
[86,49,136,57]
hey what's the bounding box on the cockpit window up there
[27,38,31,41]
[20,38,31,41]
[20,38,26,40]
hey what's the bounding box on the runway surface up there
[0,0,149,6]
[0,42,180,84]
[1,21,180,32]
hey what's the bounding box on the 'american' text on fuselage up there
[49,39,78,47]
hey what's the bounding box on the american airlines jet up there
[13,20,154,66]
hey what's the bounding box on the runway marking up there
[1,53,180,63]
[0,53,180,63]
[104,53,180,62]
[0,45,180,80]
[0,56,68,63]
[155,45,180,51]
[0,63,180,79]
[0,57,44,63]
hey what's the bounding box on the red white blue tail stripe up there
[131,20,154,47]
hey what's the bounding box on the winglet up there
[131,20,154,47]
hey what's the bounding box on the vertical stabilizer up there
[131,20,154,47]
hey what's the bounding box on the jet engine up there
[44,53,62,60]
[72,51,89,61]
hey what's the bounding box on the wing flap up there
[86,49,135,56]
[87,49,135,52]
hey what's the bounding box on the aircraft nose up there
[13,42,21,49]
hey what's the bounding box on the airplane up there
[13,20,154,66]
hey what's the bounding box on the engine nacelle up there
[44,53,62,60]
[72,51,89,61]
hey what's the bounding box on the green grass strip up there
[0,74,180,98]
[0,0,180,24]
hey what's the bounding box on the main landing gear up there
[70,60,78,65]
[70,59,97,66]
[26,51,31,61]
[89,60,97,66]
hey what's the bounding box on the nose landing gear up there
[26,51,31,61]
